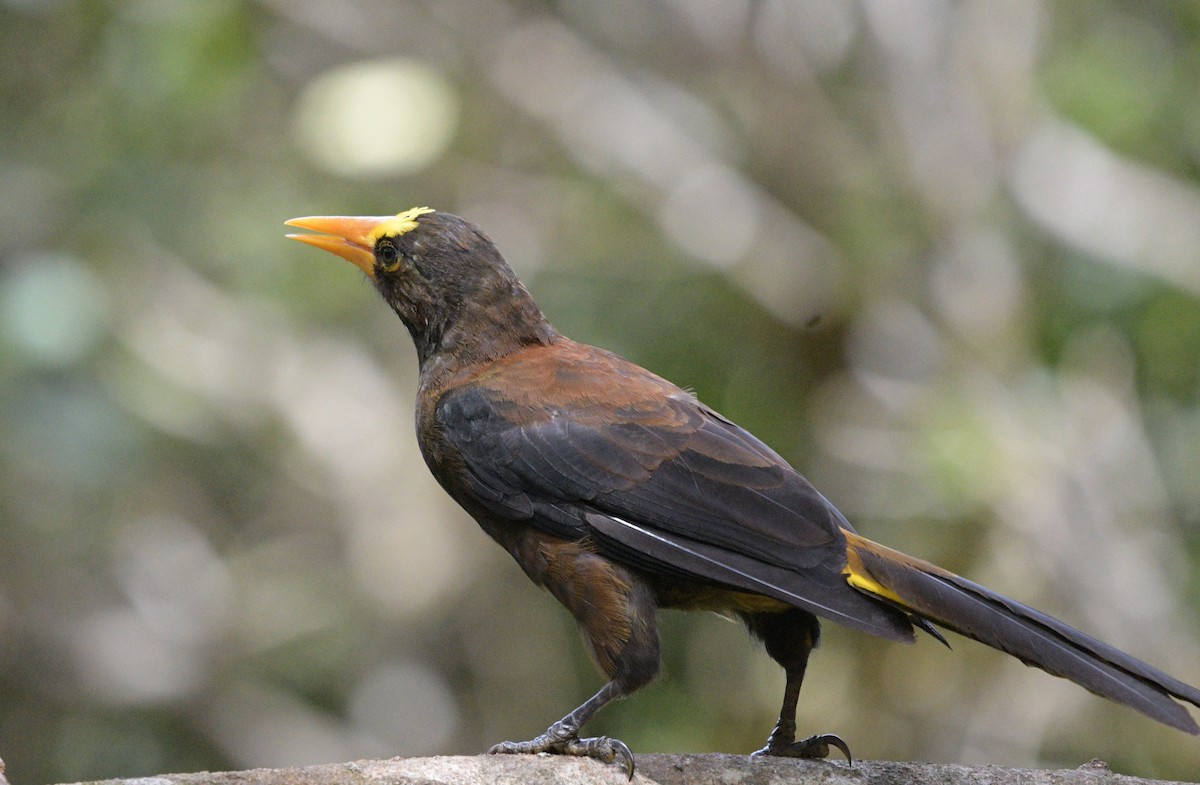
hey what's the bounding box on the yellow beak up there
[285,215,395,278]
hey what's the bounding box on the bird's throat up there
[409,287,558,379]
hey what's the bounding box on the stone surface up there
[55,755,1196,785]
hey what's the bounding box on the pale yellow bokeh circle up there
[293,58,459,178]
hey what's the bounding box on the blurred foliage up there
[2,1,1200,783]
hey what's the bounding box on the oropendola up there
[287,207,1200,777]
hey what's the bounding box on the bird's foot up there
[753,733,852,765]
[488,722,635,779]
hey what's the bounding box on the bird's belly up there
[651,580,792,614]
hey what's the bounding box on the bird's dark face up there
[287,207,554,366]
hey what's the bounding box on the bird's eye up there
[376,240,402,273]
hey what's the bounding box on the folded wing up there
[436,372,914,641]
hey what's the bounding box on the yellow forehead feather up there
[367,206,436,245]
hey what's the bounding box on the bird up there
[286,207,1200,777]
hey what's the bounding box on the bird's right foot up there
[753,732,852,764]
[488,723,635,779]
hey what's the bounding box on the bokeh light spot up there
[293,58,459,178]
[659,164,761,267]
[0,252,110,366]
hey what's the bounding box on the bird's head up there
[286,207,555,367]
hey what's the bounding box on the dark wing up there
[436,378,913,641]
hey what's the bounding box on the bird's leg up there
[754,664,852,762]
[489,538,660,779]
[743,609,852,764]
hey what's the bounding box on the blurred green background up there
[3,1,1200,782]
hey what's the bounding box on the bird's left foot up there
[489,723,635,779]
[753,733,852,765]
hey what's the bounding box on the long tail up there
[841,529,1200,733]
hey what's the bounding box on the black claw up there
[563,735,636,778]
[611,737,635,780]
[814,733,852,765]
